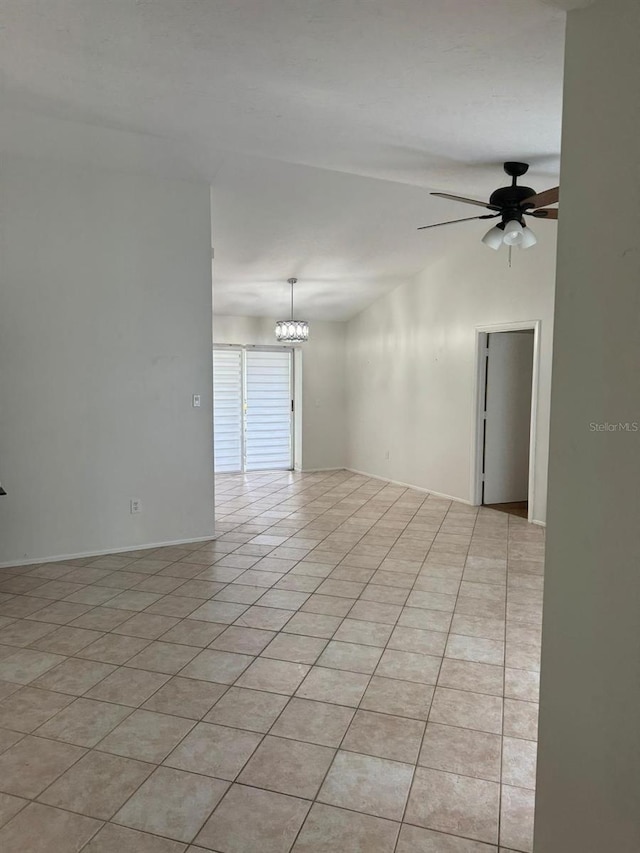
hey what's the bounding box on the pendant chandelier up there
[275,278,309,343]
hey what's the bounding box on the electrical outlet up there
[130,498,142,515]
[192,394,201,408]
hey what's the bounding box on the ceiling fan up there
[419,162,559,250]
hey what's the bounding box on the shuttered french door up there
[244,349,293,471]
[213,347,294,473]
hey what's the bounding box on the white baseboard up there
[2,470,546,570]
[0,533,216,569]
[345,468,546,525]
[345,468,473,505]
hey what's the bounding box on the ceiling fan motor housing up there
[490,164,535,222]
[490,185,537,221]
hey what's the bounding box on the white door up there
[213,347,293,473]
[482,331,534,505]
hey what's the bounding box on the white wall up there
[346,227,556,522]
[213,315,347,471]
[0,155,215,565]
[535,1,640,850]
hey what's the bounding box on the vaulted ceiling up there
[0,1,566,319]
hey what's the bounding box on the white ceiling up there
[0,0,566,320]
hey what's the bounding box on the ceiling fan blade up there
[417,214,499,231]
[431,192,501,212]
[522,186,559,208]
[529,208,559,220]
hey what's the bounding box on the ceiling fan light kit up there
[482,218,537,251]
[420,161,557,253]
[275,278,309,343]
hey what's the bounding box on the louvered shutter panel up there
[213,348,243,473]
[245,349,293,471]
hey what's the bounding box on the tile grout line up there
[284,484,431,853]
[394,495,480,853]
[0,471,541,852]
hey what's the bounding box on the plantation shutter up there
[213,348,243,473]
[244,349,293,471]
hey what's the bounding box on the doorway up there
[213,345,294,473]
[472,322,539,521]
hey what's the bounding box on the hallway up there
[0,470,543,852]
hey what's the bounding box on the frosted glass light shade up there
[520,225,538,249]
[503,219,524,246]
[275,320,309,342]
[482,224,504,250]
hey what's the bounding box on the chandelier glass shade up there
[275,320,309,342]
[275,278,309,342]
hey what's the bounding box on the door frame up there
[470,320,541,522]
[213,343,296,473]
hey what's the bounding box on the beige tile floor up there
[0,469,543,852]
